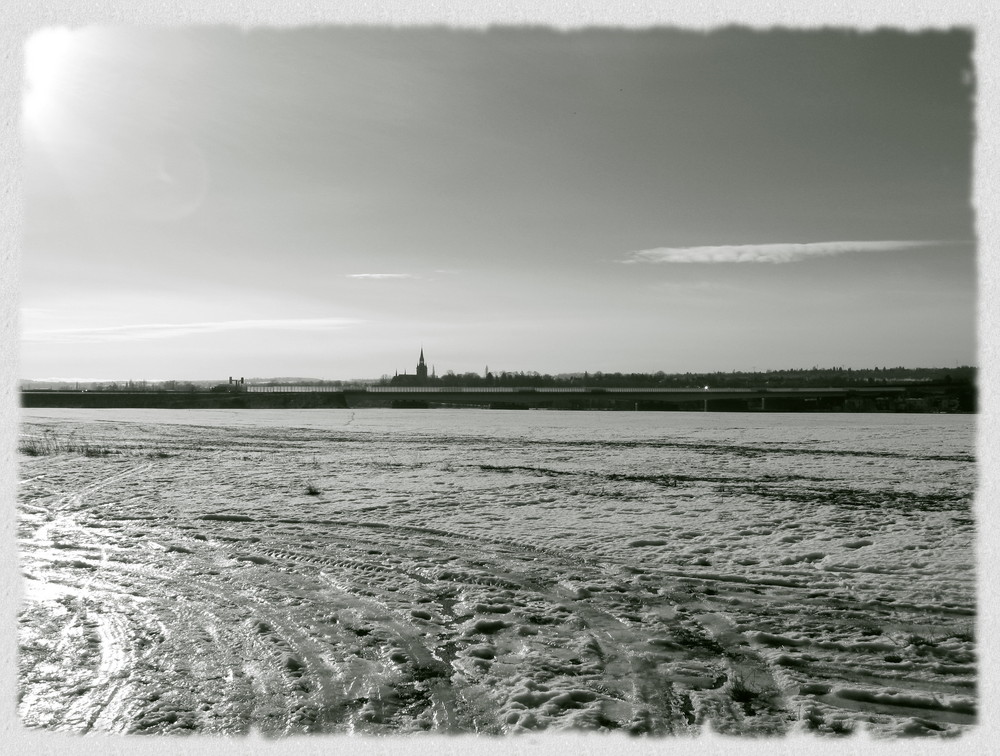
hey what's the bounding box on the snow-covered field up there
[16,408,976,738]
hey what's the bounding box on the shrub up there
[726,670,775,715]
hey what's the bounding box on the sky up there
[19,26,976,381]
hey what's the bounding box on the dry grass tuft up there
[19,431,115,457]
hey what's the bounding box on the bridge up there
[247,384,908,411]
[21,384,935,411]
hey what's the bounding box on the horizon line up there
[19,364,977,385]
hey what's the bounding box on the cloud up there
[648,280,742,297]
[347,273,415,279]
[23,318,361,343]
[622,240,946,264]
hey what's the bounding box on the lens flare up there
[22,27,78,133]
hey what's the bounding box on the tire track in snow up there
[17,413,976,737]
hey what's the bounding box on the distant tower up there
[416,348,428,384]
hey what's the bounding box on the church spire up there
[416,346,428,383]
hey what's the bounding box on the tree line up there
[23,365,975,392]
[383,365,974,389]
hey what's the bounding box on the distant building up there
[391,348,434,386]
[416,348,428,383]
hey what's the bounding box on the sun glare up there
[23,27,78,132]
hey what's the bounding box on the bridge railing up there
[244,385,908,395]
[244,385,346,393]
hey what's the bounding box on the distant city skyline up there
[20,26,976,381]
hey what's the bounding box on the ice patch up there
[199,513,255,522]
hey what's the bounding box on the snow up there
[15,408,976,738]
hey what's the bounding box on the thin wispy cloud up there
[23,318,361,343]
[622,240,948,264]
[648,280,743,297]
[347,273,415,279]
